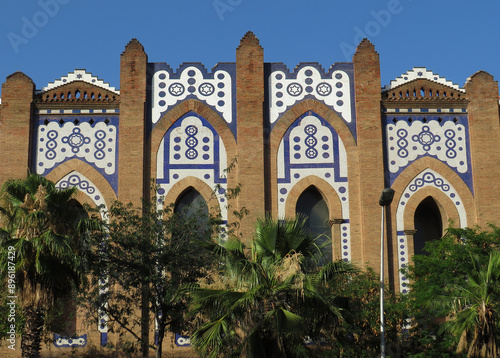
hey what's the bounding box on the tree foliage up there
[404,225,500,357]
[186,215,356,358]
[321,267,406,358]
[83,190,222,358]
[0,174,92,358]
[436,251,500,357]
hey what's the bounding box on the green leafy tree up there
[322,267,406,358]
[0,174,91,358]
[187,215,355,358]
[404,225,500,357]
[436,251,500,357]
[84,193,222,358]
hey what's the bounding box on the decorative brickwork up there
[0,72,35,184]
[464,71,500,226]
[235,31,265,241]
[118,38,148,206]
[1,34,500,356]
[352,39,386,272]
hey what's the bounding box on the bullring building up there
[1,32,499,352]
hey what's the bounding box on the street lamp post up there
[379,188,395,358]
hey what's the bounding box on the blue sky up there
[1,0,499,96]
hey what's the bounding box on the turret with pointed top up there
[0,71,35,183]
[352,39,387,277]
[123,38,145,54]
[465,70,500,225]
[236,31,266,240]
[119,38,148,205]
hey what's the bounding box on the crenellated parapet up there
[382,67,467,113]
[36,83,118,106]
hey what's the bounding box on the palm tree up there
[0,174,90,358]
[437,251,500,357]
[187,215,354,358]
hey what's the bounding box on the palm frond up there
[188,215,353,357]
[316,259,357,284]
[265,308,305,333]
[191,318,232,358]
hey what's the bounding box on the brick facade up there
[1,33,500,355]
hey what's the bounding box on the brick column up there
[235,32,265,241]
[465,71,500,226]
[118,38,148,206]
[352,40,386,273]
[119,40,149,357]
[0,72,35,184]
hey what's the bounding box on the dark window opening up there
[413,196,443,256]
[174,188,208,217]
[296,186,332,263]
[174,188,210,242]
[52,295,77,336]
[53,198,87,337]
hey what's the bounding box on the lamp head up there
[379,188,395,207]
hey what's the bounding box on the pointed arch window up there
[295,186,332,263]
[413,196,443,256]
[174,187,209,225]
